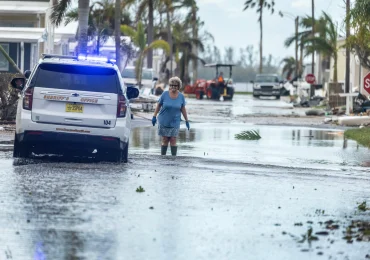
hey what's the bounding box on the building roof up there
[0,1,49,14]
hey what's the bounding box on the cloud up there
[291,0,310,9]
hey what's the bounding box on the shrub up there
[0,72,23,121]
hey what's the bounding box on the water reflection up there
[11,165,122,259]
[130,123,370,170]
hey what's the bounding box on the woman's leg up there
[161,136,170,155]
[169,137,177,156]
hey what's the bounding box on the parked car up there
[252,74,283,99]
[10,54,139,162]
[121,66,157,90]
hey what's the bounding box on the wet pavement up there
[0,95,369,260]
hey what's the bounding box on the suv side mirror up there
[153,77,158,81]
[10,77,25,90]
[250,80,254,84]
[127,86,139,100]
[24,70,31,79]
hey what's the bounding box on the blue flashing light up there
[77,55,115,63]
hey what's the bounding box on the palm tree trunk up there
[115,0,121,71]
[0,45,22,73]
[191,3,198,83]
[166,8,173,77]
[299,42,303,76]
[311,0,315,75]
[259,0,263,74]
[77,0,90,55]
[333,54,338,83]
[147,0,154,69]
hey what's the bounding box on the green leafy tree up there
[346,0,370,70]
[281,57,296,80]
[303,12,339,83]
[121,21,170,85]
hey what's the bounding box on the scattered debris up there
[235,130,261,140]
[136,186,145,193]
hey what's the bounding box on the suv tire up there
[13,134,30,158]
[122,142,129,163]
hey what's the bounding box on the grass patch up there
[344,128,370,147]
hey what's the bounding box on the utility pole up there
[311,0,315,75]
[345,0,350,93]
[295,16,299,77]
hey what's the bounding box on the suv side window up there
[32,63,120,93]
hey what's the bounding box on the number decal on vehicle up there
[104,120,111,125]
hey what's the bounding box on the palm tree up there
[281,57,296,80]
[65,1,114,55]
[303,12,339,83]
[284,30,311,76]
[171,21,205,84]
[135,0,155,69]
[243,0,281,73]
[115,0,121,70]
[121,21,170,86]
[174,0,199,81]
[51,0,90,55]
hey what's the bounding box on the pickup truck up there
[252,74,283,99]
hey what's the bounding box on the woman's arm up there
[153,103,162,117]
[181,106,188,121]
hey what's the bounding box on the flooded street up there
[0,95,369,260]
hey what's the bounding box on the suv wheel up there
[122,141,129,163]
[13,134,30,158]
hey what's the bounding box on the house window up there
[0,44,10,71]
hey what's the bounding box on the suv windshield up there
[255,75,279,83]
[33,64,119,93]
[121,68,153,80]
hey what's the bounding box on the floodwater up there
[0,96,369,260]
[186,95,307,122]
[131,123,370,173]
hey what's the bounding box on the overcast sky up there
[197,0,346,62]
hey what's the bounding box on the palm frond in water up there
[235,130,261,140]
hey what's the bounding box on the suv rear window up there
[33,63,119,93]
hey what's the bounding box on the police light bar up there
[77,55,116,63]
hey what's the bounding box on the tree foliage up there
[346,0,370,70]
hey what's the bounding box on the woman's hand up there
[186,121,190,130]
[152,116,157,126]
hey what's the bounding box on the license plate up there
[66,103,83,113]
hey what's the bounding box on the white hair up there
[169,76,182,88]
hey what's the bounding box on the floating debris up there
[235,130,261,140]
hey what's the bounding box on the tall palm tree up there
[171,21,205,84]
[243,0,281,73]
[121,21,170,86]
[174,0,199,81]
[65,1,114,55]
[135,0,155,68]
[284,30,311,76]
[51,0,90,55]
[303,12,339,83]
[281,57,296,80]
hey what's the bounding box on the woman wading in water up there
[152,77,190,156]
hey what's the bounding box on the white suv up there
[10,54,139,162]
